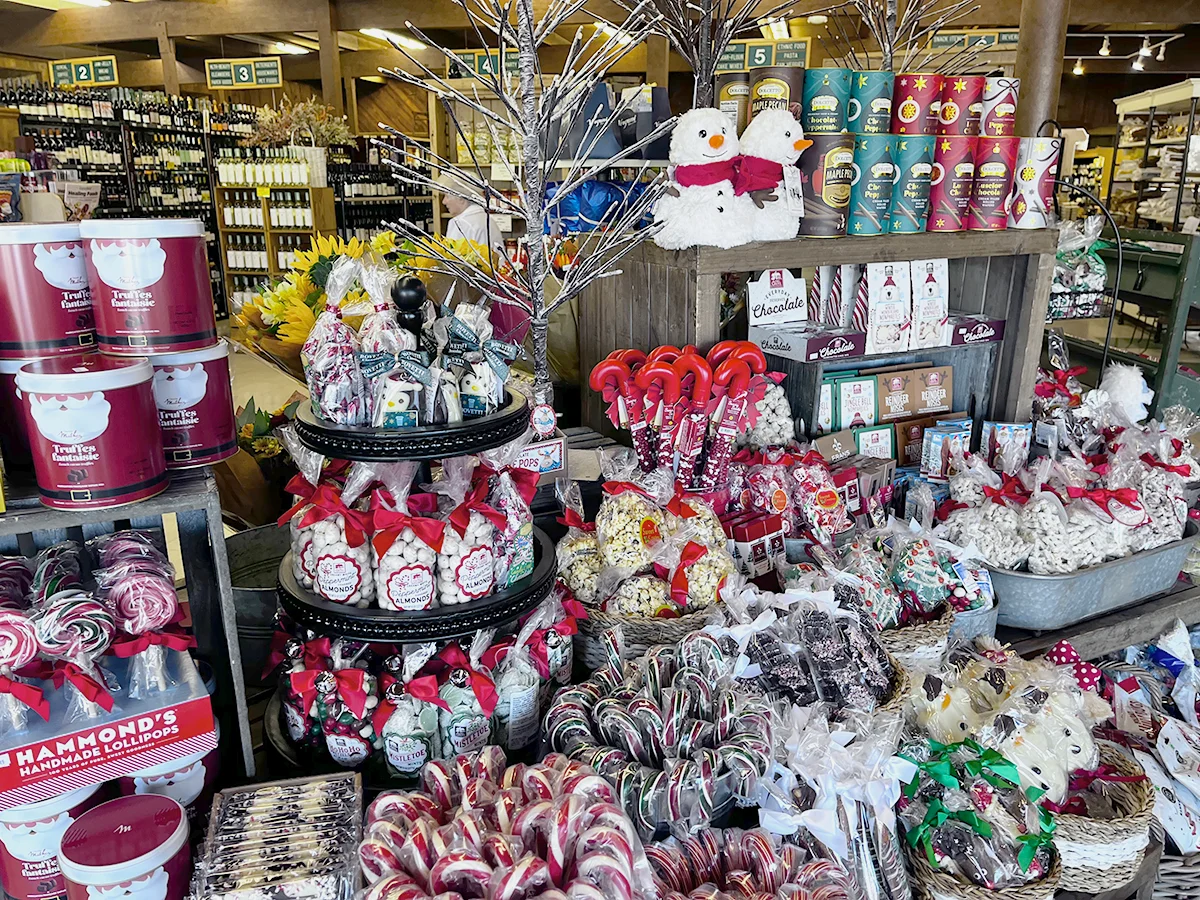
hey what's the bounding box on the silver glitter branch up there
[846,0,980,72]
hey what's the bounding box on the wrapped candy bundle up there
[276,634,330,750]
[353,260,418,419]
[276,426,350,592]
[371,466,446,612]
[35,589,114,721]
[427,457,505,606]
[101,554,191,699]
[428,633,497,757]
[839,540,903,630]
[600,572,673,617]
[0,558,32,610]
[374,645,443,777]
[0,610,47,735]
[745,452,798,535]
[555,480,602,606]
[527,589,584,705]
[298,483,376,607]
[595,450,670,574]
[302,255,367,425]
[292,639,381,767]
[736,375,795,449]
[483,615,544,754]
[480,432,539,588]
[27,542,83,605]
[789,452,851,544]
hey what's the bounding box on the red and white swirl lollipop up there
[109,571,179,635]
[0,610,45,733]
[36,592,114,720]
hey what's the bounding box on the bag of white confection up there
[276,425,353,591]
[375,643,442,776]
[479,430,537,588]
[299,462,377,607]
[301,255,367,425]
[594,448,668,573]
[483,613,543,753]
[555,479,601,606]
[369,462,446,611]
[940,449,1030,571]
[1020,457,1073,574]
[425,457,503,605]
[1052,457,1135,566]
[1112,427,1190,551]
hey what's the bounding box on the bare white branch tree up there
[845,0,981,72]
[373,0,677,404]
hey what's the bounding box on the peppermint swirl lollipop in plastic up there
[0,611,39,671]
[107,570,179,635]
[36,592,114,658]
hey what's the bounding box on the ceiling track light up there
[1157,43,1166,61]
[1139,36,1152,56]
[1099,36,1111,56]
[1132,57,1145,71]
[1072,58,1084,76]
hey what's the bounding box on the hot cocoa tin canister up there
[0,785,105,900]
[0,223,95,360]
[16,355,167,510]
[150,341,237,469]
[57,796,190,900]
[79,219,217,355]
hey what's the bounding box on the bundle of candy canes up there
[589,342,786,492]
[302,254,520,428]
[357,744,660,900]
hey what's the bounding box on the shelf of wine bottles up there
[338,197,434,243]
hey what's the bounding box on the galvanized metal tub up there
[227,524,290,686]
[993,521,1199,632]
[950,603,999,643]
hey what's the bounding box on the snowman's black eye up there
[785,131,791,137]
[699,129,707,138]
[1032,767,1042,775]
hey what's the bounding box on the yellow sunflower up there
[370,230,399,256]
[292,234,366,284]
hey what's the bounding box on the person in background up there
[434,169,500,248]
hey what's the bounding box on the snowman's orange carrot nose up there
[709,134,725,149]
[794,138,813,152]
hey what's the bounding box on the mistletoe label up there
[455,546,494,599]
[317,554,362,604]
[384,734,429,773]
[447,711,491,755]
[386,564,435,610]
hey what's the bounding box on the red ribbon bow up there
[669,541,709,609]
[1068,765,1147,793]
[556,509,595,533]
[280,483,371,548]
[982,474,1030,506]
[0,674,49,721]
[426,645,498,717]
[448,480,507,539]
[372,506,447,556]
[1065,486,1142,511]
[1034,366,1087,400]
[284,471,319,503]
[1140,453,1192,476]
[110,627,196,657]
[730,449,763,466]
[477,461,540,506]
[527,619,579,679]
[602,481,650,498]
[674,158,739,188]
[51,662,114,712]
[371,673,450,732]
[935,498,970,522]
[289,667,370,719]
[666,483,700,519]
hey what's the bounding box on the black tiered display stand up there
[268,396,555,780]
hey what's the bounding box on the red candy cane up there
[590,359,654,472]
[700,358,752,491]
[634,361,683,471]
[673,353,714,488]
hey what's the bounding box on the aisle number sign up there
[206,57,283,90]
[716,39,808,72]
[50,56,118,88]
[448,50,520,77]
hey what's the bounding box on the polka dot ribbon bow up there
[1044,640,1102,693]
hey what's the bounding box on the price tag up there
[782,166,805,214]
[1183,216,1200,234]
[256,186,270,198]
[491,213,514,232]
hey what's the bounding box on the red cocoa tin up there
[149,341,237,469]
[79,219,217,355]
[116,729,219,831]
[16,356,168,510]
[0,785,105,900]
[0,223,95,360]
[58,796,190,900]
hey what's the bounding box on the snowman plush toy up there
[735,108,812,241]
[653,108,754,250]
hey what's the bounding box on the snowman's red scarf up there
[733,156,784,194]
[674,158,739,187]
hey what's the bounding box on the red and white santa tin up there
[116,729,219,829]
[150,341,237,468]
[79,219,217,355]
[0,223,95,360]
[0,784,105,900]
[57,796,190,900]
[16,356,168,510]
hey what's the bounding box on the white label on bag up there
[506,684,539,748]
[284,703,307,741]
[385,734,429,773]
[326,732,371,766]
[317,555,361,603]
[386,564,435,610]
[449,713,491,754]
[455,545,495,599]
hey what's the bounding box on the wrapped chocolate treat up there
[839,539,903,630]
[480,431,539,588]
[431,632,497,756]
[374,644,443,777]
[302,639,382,767]
[527,588,584,705]
[790,451,851,544]
[370,464,445,612]
[427,457,505,606]
[277,634,330,750]
[887,525,951,618]
[595,450,669,573]
[352,260,418,421]
[302,255,367,425]
[555,479,602,605]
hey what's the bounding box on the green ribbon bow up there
[961,740,1021,789]
[906,797,995,867]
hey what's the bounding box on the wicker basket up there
[1053,743,1154,892]
[1153,821,1200,900]
[878,605,954,668]
[878,652,912,714]
[575,607,713,669]
[911,846,1060,900]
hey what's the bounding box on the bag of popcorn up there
[555,479,601,606]
[595,448,669,573]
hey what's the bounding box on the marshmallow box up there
[0,223,95,360]
[15,356,167,510]
[149,341,237,469]
[80,219,217,355]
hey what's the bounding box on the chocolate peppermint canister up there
[981,77,1020,137]
[749,66,804,122]
[848,71,894,134]
[966,136,1020,230]
[848,134,895,235]
[58,796,190,900]
[79,219,217,355]
[150,341,237,469]
[801,68,852,134]
[889,135,936,233]
[938,75,985,135]
[117,729,219,831]
[0,223,95,360]
[798,133,855,236]
[715,72,751,134]
[891,73,943,135]
[0,785,105,900]
[928,135,978,232]
[16,356,167,510]
[1008,136,1063,229]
